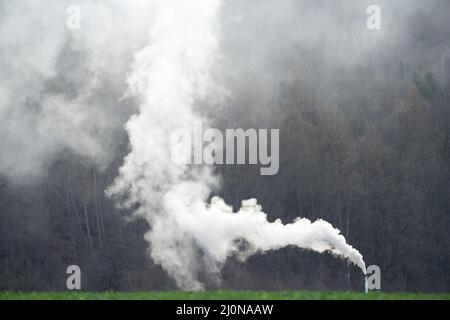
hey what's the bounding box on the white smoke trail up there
[107,0,366,290]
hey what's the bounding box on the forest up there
[0,0,449,293]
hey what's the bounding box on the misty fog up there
[1,0,450,292]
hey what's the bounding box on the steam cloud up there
[107,0,366,290]
[0,0,153,182]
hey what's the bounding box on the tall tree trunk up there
[65,161,84,249]
[92,168,104,252]
[83,203,93,254]
[346,197,351,289]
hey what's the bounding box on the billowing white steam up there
[0,0,154,182]
[107,0,366,290]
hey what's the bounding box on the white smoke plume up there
[107,0,366,290]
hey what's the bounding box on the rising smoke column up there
[107,0,366,290]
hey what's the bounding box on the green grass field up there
[1,291,449,300]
